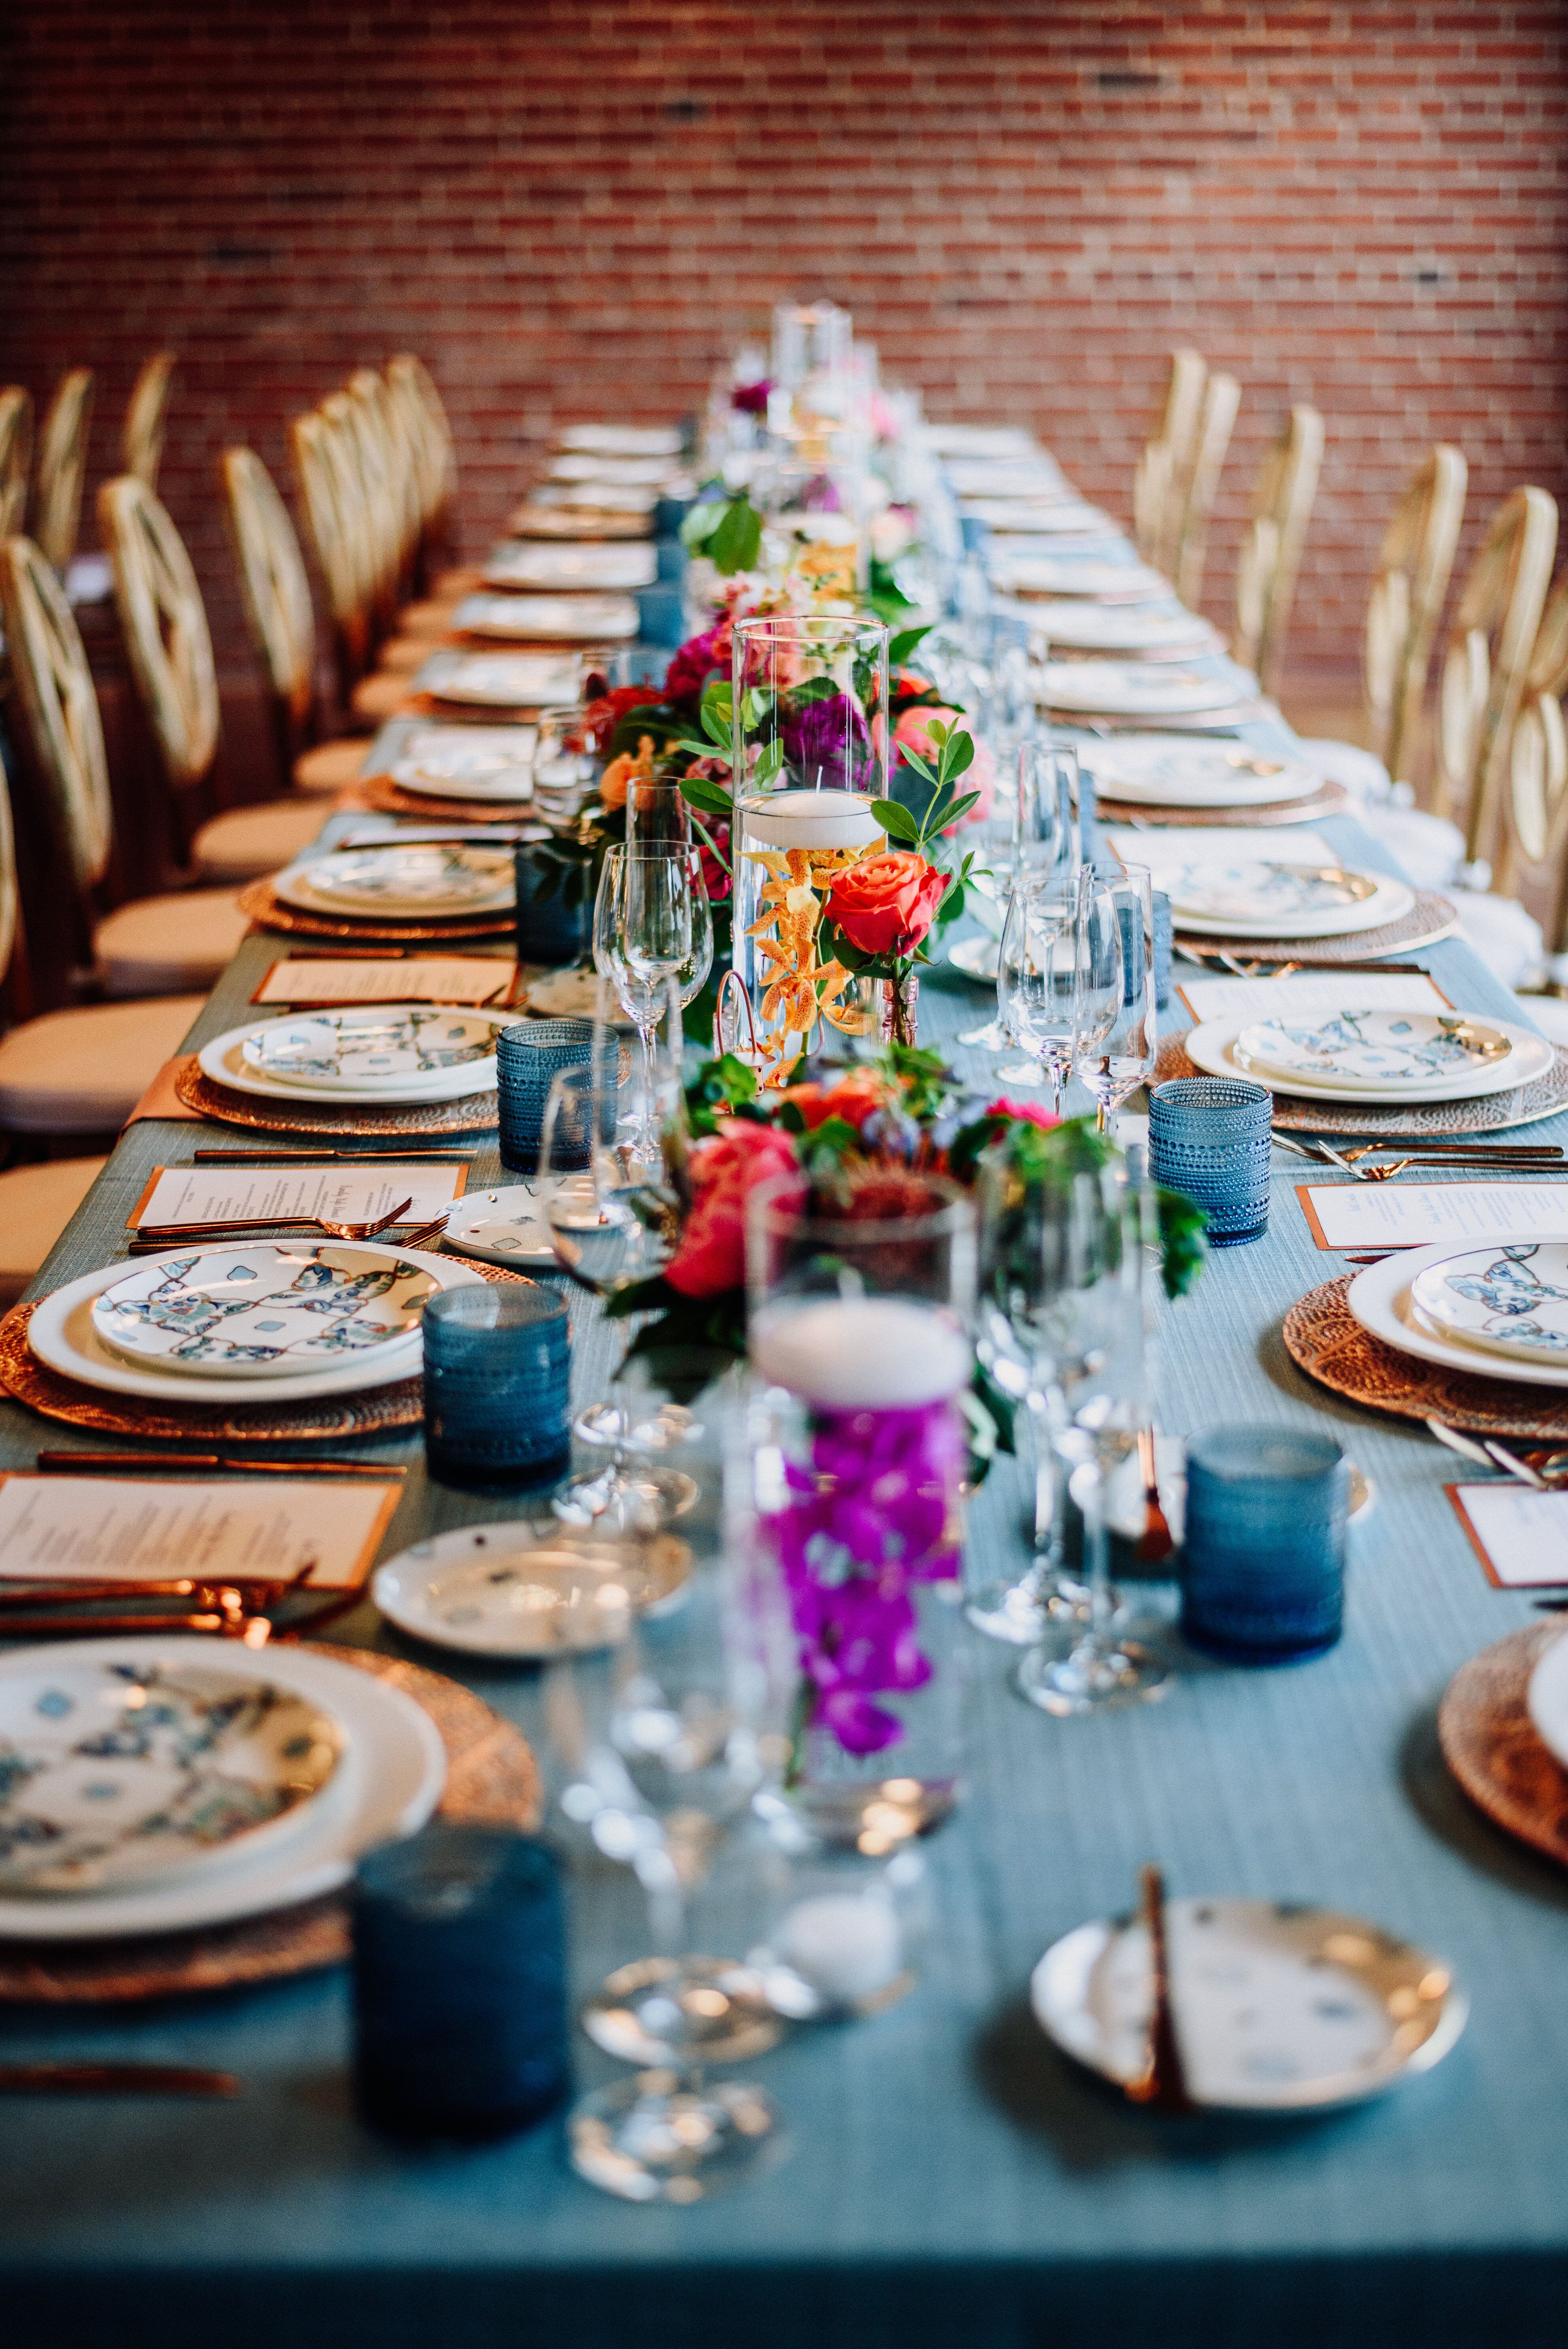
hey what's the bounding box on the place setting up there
[403,647,588,720]
[1037,659,1263,726]
[990,551,1169,602]
[361,724,538,820]
[1079,733,1349,825]
[999,598,1219,660]
[1124,833,1461,965]
[482,541,658,592]
[179,1002,510,1138]
[240,840,520,943]
[449,590,641,645]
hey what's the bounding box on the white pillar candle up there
[751,1296,972,1410]
[777,1893,902,2008]
[741,789,885,853]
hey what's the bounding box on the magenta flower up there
[780,691,872,792]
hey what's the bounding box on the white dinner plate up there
[439,1182,562,1268]
[992,556,1167,602]
[508,504,653,543]
[962,500,1116,537]
[1081,735,1324,808]
[373,1524,685,1659]
[1347,1238,1568,1392]
[0,1639,445,1942]
[28,1246,480,1406]
[0,1652,344,1897]
[1408,1240,1568,1367]
[388,724,536,802]
[1236,1010,1516,1095]
[1000,600,1216,656]
[925,424,1039,457]
[241,1005,501,1094]
[1031,1897,1465,2112]
[558,423,684,457]
[1040,662,1253,718]
[532,480,659,515]
[483,543,657,593]
[1526,1632,1568,1776]
[418,650,586,707]
[1186,1017,1554,1105]
[199,1020,503,1107]
[91,1241,441,1381]
[948,935,999,984]
[520,967,624,1023]
[274,844,516,920]
[945,461,1071,498]
[1168,860,1409,939]
[453,591,639,644]
[549,451,678,486]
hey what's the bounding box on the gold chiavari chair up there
[1172,371,1241,611]
[291,406,374,700]
[322,386,399,630]
[387,353,457,559]
[1363,445,1468,788]
[348,367,421,587]
[0,390,32,540]
[32,368,94,575]
[1498,579,1568,932]
[1435,485,1559,872]
[1233,405,1325,695]
[1133,348,1206,579]
[121,351,177,488]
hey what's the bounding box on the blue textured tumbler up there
[1182,1424,1349,1664]
[1148,1076,1271,1246]
[496,1016,596,1174]
[422,1281,571,1489]
[352,1825,571,2142]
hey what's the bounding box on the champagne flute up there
[995,867,1083,1105]
[594,844,713,1152]
[1075,865,1158,1134]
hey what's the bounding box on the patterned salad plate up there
[1168,861,1411,939]
[1237,1011,1515,1095]
[240,1006,502,1096]
[1348,1240,1568,1391]
[0,1638,444,1943]
[388,725,536,802]
[440,1182,561,1268]
[29,1246,481,1408]
[507,505,651,542]
[483,542,657,592]
[274,844,515,921]
[993,555,1167,602]
[533,480,658,515]
[549,452,678,486]
[372,1524,690,1660]
[417,649,586,707]
[0,1655,344,1897]
[454,591,639,644]
[1031,1897,1465,2113]
[962,500,1116,537]
[1040,662,1250,718]
[1187,1016,1553,1106]
[944,460,1071,498]
[1000,599,1216,657]
[90,1243,441,1381]
[1410,1241,1568,1368]
[1081,736,1326,809]
[201,1017,503,1107]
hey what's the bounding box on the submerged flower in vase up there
[780,692,872,791]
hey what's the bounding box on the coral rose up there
[778,1070,886,1134]
[823,852,949,960]
[664,1122,803,1299]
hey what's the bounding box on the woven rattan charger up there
[1168,888,1458,965]
[174,1058,498,1139]
[1282,1274,1568,1440]
[0,1647,543,2002]
[1438,1623,1568,1872]
[357,774,536,825]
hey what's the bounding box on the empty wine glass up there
[594,844,713,1153]
[1074,865,1158,1134]
[1016,741,1080,884]
[995,867,1084,1105]
[531,704,601,824]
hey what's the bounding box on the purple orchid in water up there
[780,690,872,793]
[766,1399,965,1757]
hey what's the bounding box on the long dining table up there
[2,462,1567,2349]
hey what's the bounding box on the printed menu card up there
[0,1476,401,1591]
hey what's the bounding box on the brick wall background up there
[2,0,1566,693]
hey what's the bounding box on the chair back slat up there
[1436,485,1558,866]
[1233,406,1325,694]
[291,410,371,678]
[324,386,398,620]
[386,354,457,530]
[220,447,316,725]
[34,369,95,574]
[0,533,114,893]
[96,475,220,792]
[1363,445,1467,787]
[1501,577,1568,936]
[1134,350,1206,576]
[0,390,33,540]
[1173,373,1241,609]
[122,352,177,488]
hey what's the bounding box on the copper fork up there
[131,1198,414,1249]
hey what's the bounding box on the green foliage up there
[706,497,764,575]
[605,1277,749,1405]
[888,623,934,669]
[682,1052,762,1137]
[948,1109,1209,1303]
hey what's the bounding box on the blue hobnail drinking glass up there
[1181,1424,1349,1664]
[496,1017,596,1173]
[422,1282,571,1489]
[1147,1076,1271,1246]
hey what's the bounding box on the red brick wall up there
[3,0,1565,685]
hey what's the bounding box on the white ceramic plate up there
[549,452,677,486]
[1081,735,1324,808]
[1168,860,1406,939]
[532,480,659,515]
[374,1524,666,1658]
[1031,1897,1465,2112]
[241,1006,501,1095]
[1347,1239,1568,1392]
[993,556,1168,602]
[925,424,1038,458]
[1040,662,1253,717]
[963,500,1116,537]
[1003,600,1216,656]
[454,592,639,644]
[1236,1011,1516,1094]
[1408,1240,1568,1367]
[521,967,613,1022]
[1187,1017,1554,1105]
[274,844,516,920]
[945,461,1071,498]
[91,1242,441,1381]
[483,543,657,593]
[0,1654,344,1896]
[948,935,999,984]
[0,1639,444,1942]
[508,505,652,542]
[1526,1632,1568,1776]
[389,725,536,802]
[439,1182,562,1268]
[28,1246,480,1406]
[418,650,586,707]
[558,424,685,458]
[199,1020,502,1107]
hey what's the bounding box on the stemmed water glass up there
[959,740,1079,1052]
[1074,864,1158,1133]
[594,843,713,1153]
[995,865,1084,1105]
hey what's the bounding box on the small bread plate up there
[1236,1010,1516,1095]
[1348,1238,1568,1392]
[200,1016,505,1107]
[948,935,999,984]
[1168,861,1410,939]
[1409,1239,1568,1368]
[0,1637,444,1942]
[1186,1016,1554,1106]
[373,1524,693,1660]
[453,591,639,644]
[90,1242,441,1381]
[29,1246,482,1406]
[439,1183,561,1268]
[388,725,536,802]
[1031,1896,1465,2112]
[1081,736,1327,810]
[1040,662,1252,719]
[273,845,516,922]
[417,650,586,708]
[240,1005,503,1096]
[482,542,656,593]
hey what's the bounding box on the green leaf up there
[894,746,936,786]
[753,740,785,785]
[788,675,841,704]
[888,624,934,668]
[936,787,981,831]
[707,497,763,575]
[774,1099,808,1133]
[679,500,727,553]
[868,796,921,843]
[679,774,734,815]
[939,728,975,782]
[932,880,966,928]
[740,686,774,727]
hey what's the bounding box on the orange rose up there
[779,1070,887,1133]
[823,851,948,960]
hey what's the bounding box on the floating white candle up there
[741,789,885,852]
[751,1296,972,1410]
[777,1893,903,2008]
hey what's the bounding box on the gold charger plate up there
[238,876,516,943]
[1154,1033,1568,1136]
[1099,781,1350,828]
[175,1060,498,1139]
[1281,1274,1568,1439]
[1170,889,1458,965]
[1438,1623,1568,1872]
[0,1645,543,2002]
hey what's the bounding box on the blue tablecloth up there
[2,571,1566,2349]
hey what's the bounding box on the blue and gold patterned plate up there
[1237,1009,1514,1094]
[1411,1240,1568,1366]
[0,1656,343,1897]
[275,843,516,919]
[242,1006,501,1095]
[91,1244,438,1380]
[1169,859,1406,938]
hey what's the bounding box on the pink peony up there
[664,1122,803,1299]
[985,1098,1059,1132]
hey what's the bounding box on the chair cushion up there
[396,598,464,639]
[350,672,410,725]
[0,1156,108,1306]
[293,737,369,795]
[375,637,429,676]
[431,568,483,600]
[1451,890,1544,993]
[193,801,327,884]
[0,997,205,1134]
[95,891,250,998]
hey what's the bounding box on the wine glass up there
[1016,741,1080,884]
[531,704,600,825]
[1075,865,1158,1134]
[1016,1170,1171,1716]
[594,844,713,1153]
[625,778,694,850]
[995,867,1084,1106]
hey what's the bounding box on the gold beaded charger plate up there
[1437,1624,1568,1872]
[1154,1034,1568,1136]
[238,877,516,943]
[1169,889,1458,964]
[1281,1275,1568,1439]
[175,1059,498,1138]
[0,1647,543,2002]
[1098,782,1350,828]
